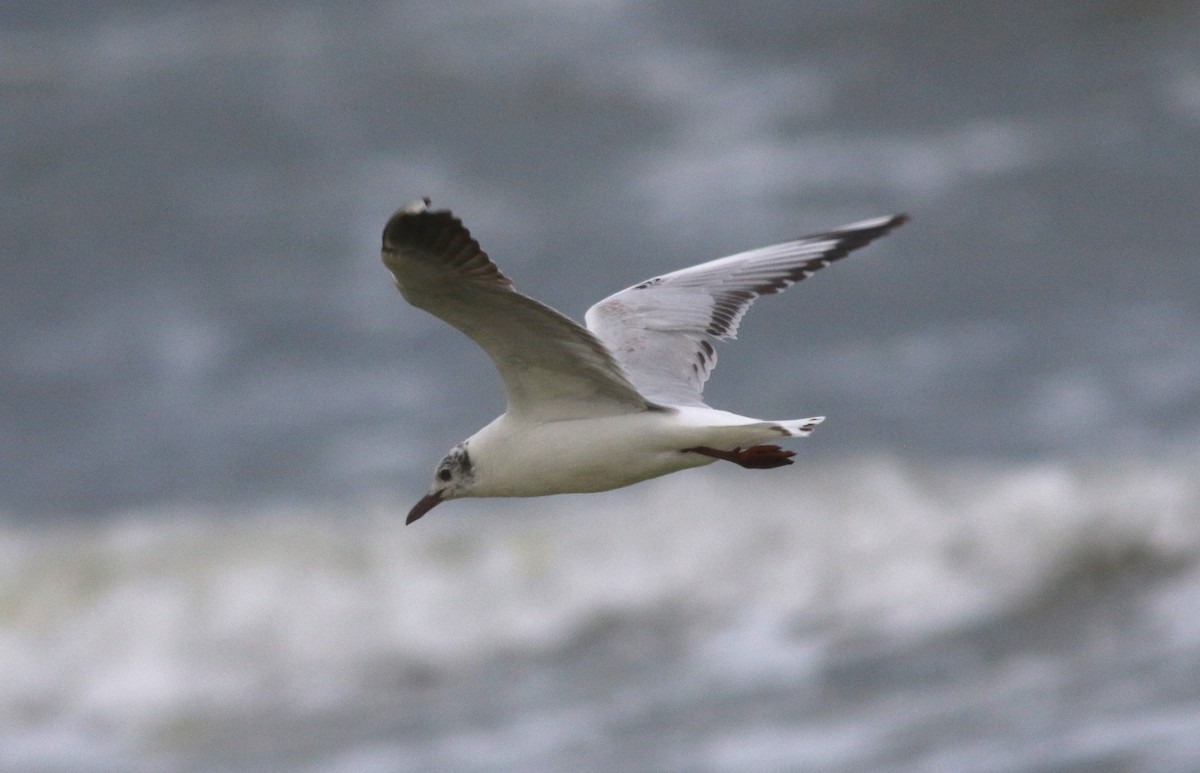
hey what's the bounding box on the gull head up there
[407,441,474,524]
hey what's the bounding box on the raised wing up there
[584,214,908,406]
[382,199,652,420]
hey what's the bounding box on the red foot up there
[683,444,795,469]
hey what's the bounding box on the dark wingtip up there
[801,212,910,265]
[380,199,471,269]
[382,197,439,248]
[886,213,910,235]
[842,212,909,240]
[380,201,511,286]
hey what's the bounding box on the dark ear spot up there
[438,469,452,482]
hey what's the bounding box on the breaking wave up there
[1,453,1198,768]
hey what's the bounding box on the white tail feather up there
[774,416,825,437]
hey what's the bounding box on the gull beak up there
[406,490,445,525]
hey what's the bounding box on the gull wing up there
[584,214,908,407]
[382,200,653,421]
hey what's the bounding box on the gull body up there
[382,199,906,523]
[459,407,823,498]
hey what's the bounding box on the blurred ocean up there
[3,2,1200,771]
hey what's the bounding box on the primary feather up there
[584,214,908,406]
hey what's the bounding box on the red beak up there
[406,491,445,524]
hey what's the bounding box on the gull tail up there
[771,416,825,437]
[681,415,824,469]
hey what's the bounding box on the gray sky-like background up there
[4,1,1199,516]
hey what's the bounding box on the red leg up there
[683,444,795,469]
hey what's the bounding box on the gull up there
[383,199,906,523]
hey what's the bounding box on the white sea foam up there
[1,454,1197,768]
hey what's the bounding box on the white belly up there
[462,407,787,498]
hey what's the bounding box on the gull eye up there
[437,469,453,482]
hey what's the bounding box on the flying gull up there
[382,199,906,523]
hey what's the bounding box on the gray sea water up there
[3,2,1200,771]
